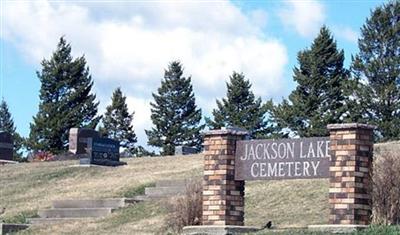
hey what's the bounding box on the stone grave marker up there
[68,128,99,155]
[0,132,13,161]
[175,145,199,155]
[80,137,126,167]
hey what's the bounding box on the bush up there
[32,151,55,161]
[163,179,202,233]
[372,144,400,225]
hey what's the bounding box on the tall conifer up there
[206,72,280,139]
[28,37,100,153]
[100,88,137,154]
[273,26,349,137]
[146,61,203,155]
[350,1,400,141]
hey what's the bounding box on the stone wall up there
[202,129,247,226]
[327,123,374,225]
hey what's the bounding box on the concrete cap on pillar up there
[327,123,376,130]
[203,127,249,136]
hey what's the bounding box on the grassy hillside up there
[0,155,330,234]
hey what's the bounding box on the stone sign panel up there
[0,132,13,161]
[235,137,331,180]
[68,128,99,155]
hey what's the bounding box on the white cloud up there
[125,96,152,148]
[332,26,359,43]
[278,0,325,38]
[2,0,288,148]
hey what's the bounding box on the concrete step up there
[38,208,114,218]
[128,195,151,202]
[145,186,185,198]
[156,179,187,188]
[27,218,87,225]
[52,199,125,209]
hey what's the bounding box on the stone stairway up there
[28,198,135,224]
[27,180,188,225]
[144,179,187,199]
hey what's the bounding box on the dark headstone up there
[68,128,99,155]
[80,137,126,167]
[175,146,198,155]
[0,132,13,161]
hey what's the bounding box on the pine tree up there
[206,72,281,139]
[146,61,204,155]
[28,37,100,153]
[273,26,349,137]
[0,99,23,159]
[100,88,137,155]
[350,1,400,141]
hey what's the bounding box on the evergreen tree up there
[146,61,203,155]
[206,72,281,139]
[273,26,349,137]
[28,37,100,153]
[100,88,137,155]
[0,99,23,160]
[350,1,400,141]
[133,145,156,157]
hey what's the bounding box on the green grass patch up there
[251,225,400,235]
[100,201,166,229]
[119,182,156,198]
[2,210,38,224]
[354,225,400,235]
[251,228,331,235]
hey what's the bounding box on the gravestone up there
[175,145,198,155]
[80,137,126,167]
[0,132,13,161]
[68,128,99,155]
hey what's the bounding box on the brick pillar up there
[202,128,248,226]
[327,123,375,225]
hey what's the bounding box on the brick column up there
[327,123,375,225]
[202,128,248,226]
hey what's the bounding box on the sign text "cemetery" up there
[235,137,331,180]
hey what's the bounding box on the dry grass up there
[0,155,203,222]
[16,201,167,235]
[163,179,203,233]
[0,154,331,234]
[245,179,329,228]
[373,142,400,225]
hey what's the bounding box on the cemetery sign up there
[235,137,331,180]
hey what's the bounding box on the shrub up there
[33,151,55,161]
[372,144,400,225]
[163,179,202,233]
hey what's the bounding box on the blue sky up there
[0,0,387,149]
